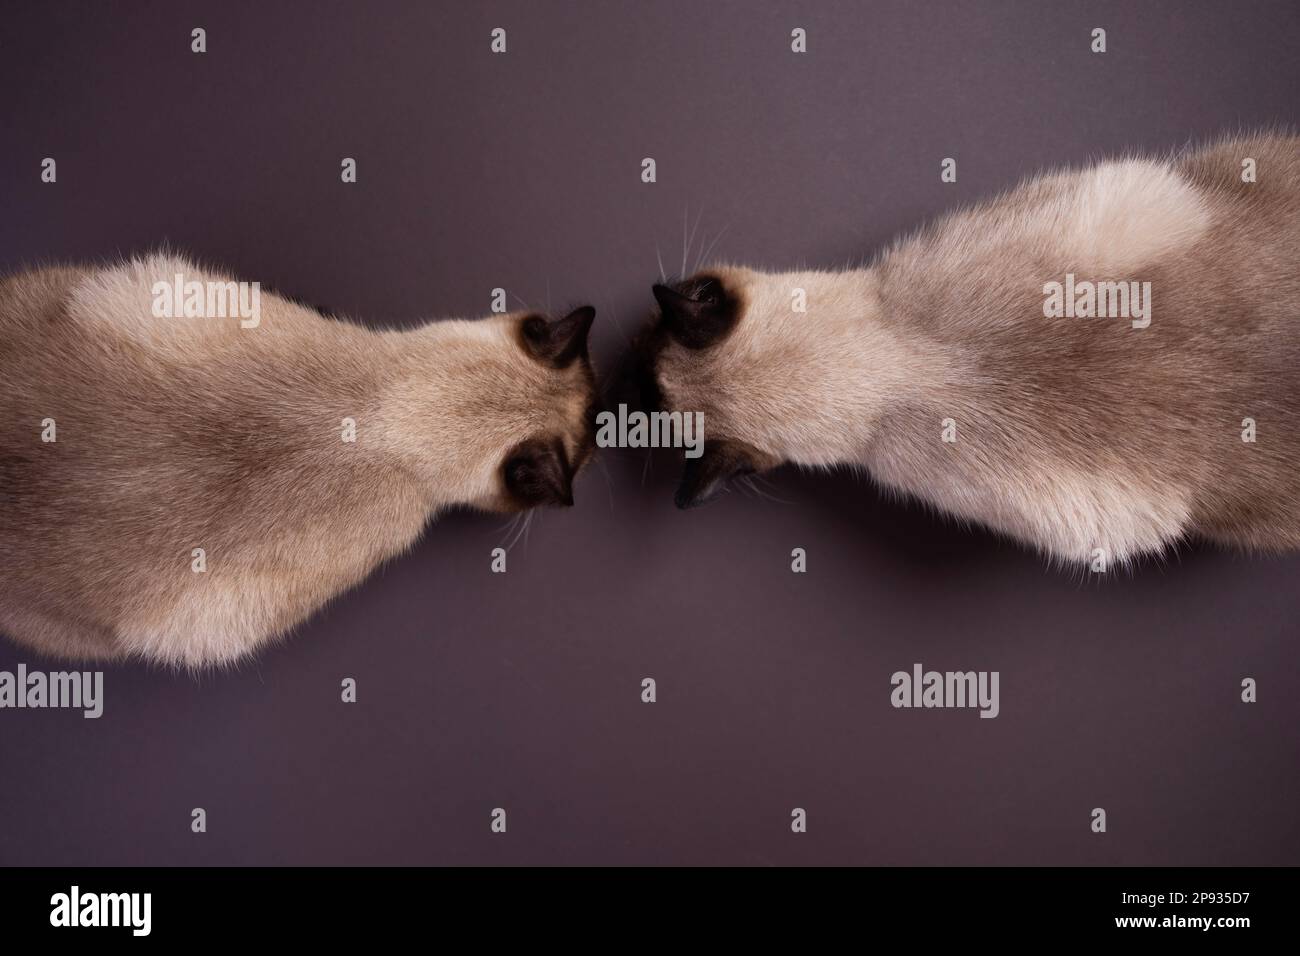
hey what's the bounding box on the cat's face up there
[454,306,601,514]
[632,266,800,509]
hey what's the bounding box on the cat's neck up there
[767,267,964,469]
[365,320,507,507]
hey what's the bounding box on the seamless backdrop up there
[1,0,1297,865]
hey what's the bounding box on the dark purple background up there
[1,0,1297,865]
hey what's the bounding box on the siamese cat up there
[638,133,1300,565]
[0,254,598,666]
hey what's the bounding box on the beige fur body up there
[0,255,595,665]
[654,134,1300,563]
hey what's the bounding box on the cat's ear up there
[675,438,772,509]
[652,277,738,350]
[503,439,574,508]
[520,306,596,368]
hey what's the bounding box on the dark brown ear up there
[652,276,738,350]
[503,439,574,508]
[520,306,596,368]
[675,439,770,509]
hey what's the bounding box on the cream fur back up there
[0,254,594,666]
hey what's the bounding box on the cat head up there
[496,306,601,511]
[630,265,891,508]
[397,305,600,513]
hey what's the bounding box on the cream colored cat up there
[640,133,1300,565]
[0,254,598,666]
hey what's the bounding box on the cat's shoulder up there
[936,153,1212,275]
[876,146,1225,338]
[63,252,251,345]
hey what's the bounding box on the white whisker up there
[502,511,529,550]
[682,204,704,277]
[680,206,689,277]
[697,222,731,272]
[737,474,793,505]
